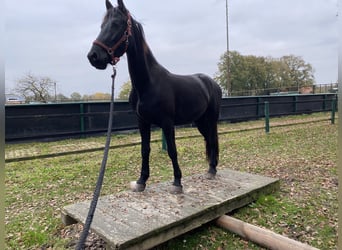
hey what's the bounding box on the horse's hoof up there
[206,172,216,180]
[169,185,183,194]
[130,181,146,192]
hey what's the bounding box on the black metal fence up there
[5,94,337,142]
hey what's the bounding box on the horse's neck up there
[126,24,167,96]
[126,48,154,85]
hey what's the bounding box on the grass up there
[5,112,337,249]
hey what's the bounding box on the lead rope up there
[76,65,117,250]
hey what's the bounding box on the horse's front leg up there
[131,120,151,192]
[162,125,183,194]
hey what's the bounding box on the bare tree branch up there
[14,73,56,103]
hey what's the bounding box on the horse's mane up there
[132,20,154,59]
[130,18,162,69]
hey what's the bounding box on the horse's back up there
[168,72,221,99]
[129,71,222,125]
[169,73,222,124]
[196,74,222,119]
[196,73,222,100]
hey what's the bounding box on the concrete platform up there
[61,169,279,249]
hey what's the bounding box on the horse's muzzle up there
[87,48,109,70]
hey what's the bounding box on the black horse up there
[87,0,222,193]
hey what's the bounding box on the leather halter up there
[93,12,132,65]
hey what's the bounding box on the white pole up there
[216,215,319,250]
[225,0,230,96]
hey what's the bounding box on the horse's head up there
[87,0,132,69]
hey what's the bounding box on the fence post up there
[331,98,336,124]
[162,131,167,151]
[264,101,270,133]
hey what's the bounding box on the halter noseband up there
[93,12,132,65]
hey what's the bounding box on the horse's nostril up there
[88,51,98,62]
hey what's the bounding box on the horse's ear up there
[117,0,127,13]
[106,0,114,10]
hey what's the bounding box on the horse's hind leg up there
[207,122,219,178]
[196,118,219,179]
[131,119,151,192]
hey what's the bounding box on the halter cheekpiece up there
[93,11,132,65]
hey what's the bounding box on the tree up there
[70,92,82,101]
[82,94,90,101]
[280,55,315,88]
[215,51,269,95]
[117,80,132,100]
[89,92,111,101]
[215,50,235,96]
[14,72,56,103]
[214,51,315,96]
[57,93,69,102]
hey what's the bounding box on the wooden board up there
[61,169,279,249]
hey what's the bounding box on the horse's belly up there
[174,106,206,125]
[136,95,208,126]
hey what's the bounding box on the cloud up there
[5,0,338,97]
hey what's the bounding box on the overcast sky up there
[5,0,338,97]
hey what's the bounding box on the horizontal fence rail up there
[5,94,337,142]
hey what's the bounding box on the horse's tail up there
[197,74,221,167]
[209,79,221,167]
[205,122,219,166]
[202,95,220,167]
